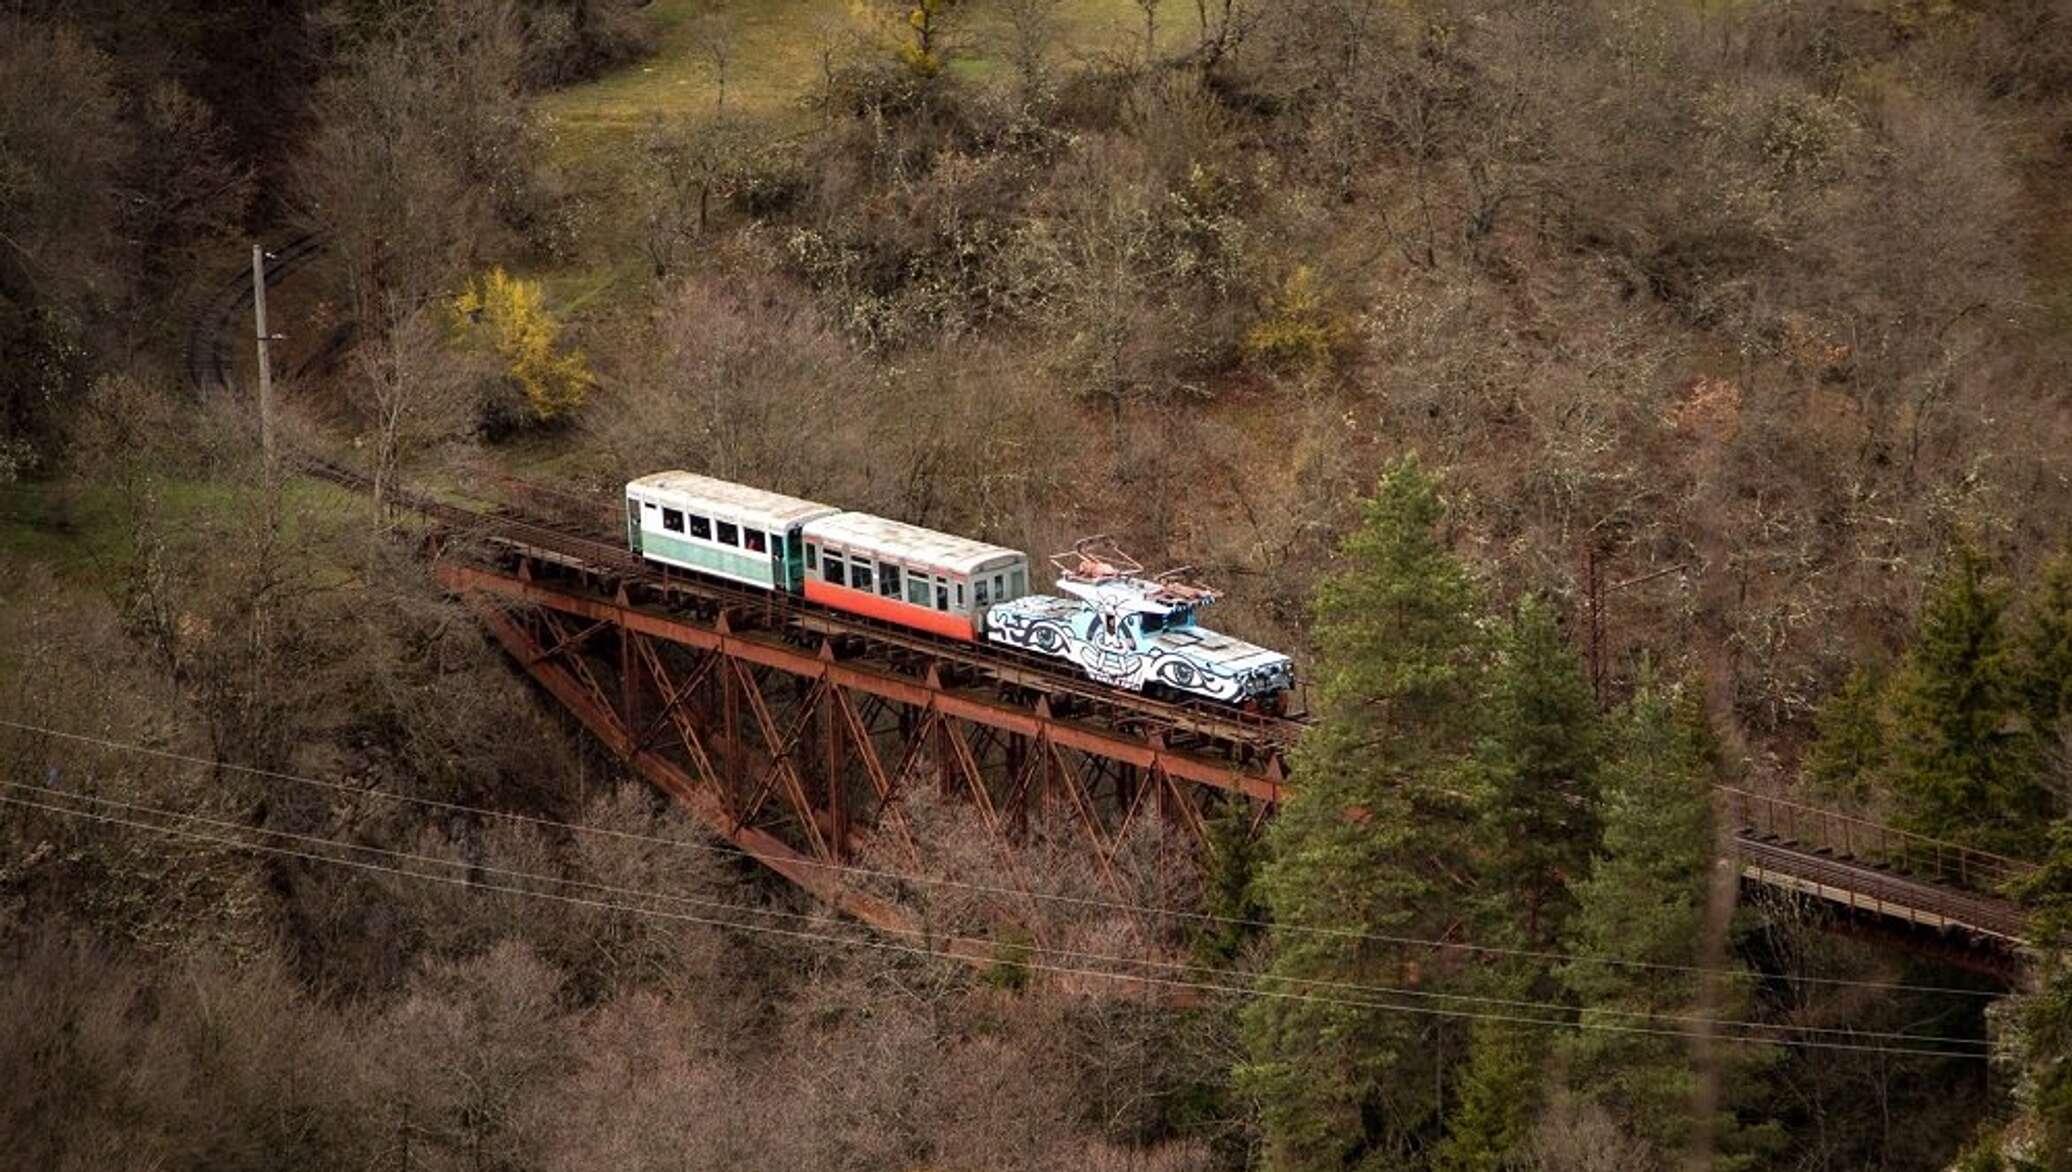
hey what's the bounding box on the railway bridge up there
[303,457,2036,976]
[187,235,2036,976]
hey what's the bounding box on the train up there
[623,471,1296,709]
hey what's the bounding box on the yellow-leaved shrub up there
[1242,265,1347,374]
[451,267,594,423]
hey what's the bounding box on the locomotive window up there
[662,508,685,534]
[880,564,901,598]
[907,574,930,607]
[805,543,818,569]
[974,579,989,606]
[742,528,767,554]
[716,521,738,546]
[851,560,873,592]
[688,514,711,540]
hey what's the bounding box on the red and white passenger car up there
[799,512,1031,641]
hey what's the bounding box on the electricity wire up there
[0,717,2014,1000]
[0,790,1996,1062]
[0,774,1989,1052]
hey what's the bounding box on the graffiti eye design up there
[1157,660,1200,688]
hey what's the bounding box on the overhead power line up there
[0,790,1994,1062]
[0,717,2010,1000]
[0,776,1988,1053]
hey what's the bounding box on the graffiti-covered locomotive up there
[624,471,1293,708]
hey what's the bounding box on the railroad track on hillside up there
[182,233,327,395]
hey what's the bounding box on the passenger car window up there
[716,521,738,546]
[851,560,873,592]
[955,581,965,610]
[743,528,767,553]
[662,508,685,533]
[907,574,930,606]
[689,514,711,540]
[823,553,845,586]
[880,564,901,598]
[974,579,990,606]
[805,543,818,569]
[935,582,949,611]
[1010,568,1026,597]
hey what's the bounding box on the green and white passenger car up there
[624,471,839,591]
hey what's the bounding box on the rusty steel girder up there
[443,555,2037,968]
[441,559,1284,936]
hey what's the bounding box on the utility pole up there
[252,243,275,469]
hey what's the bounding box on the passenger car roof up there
[626,471,839,528]
[803,512,1026,576]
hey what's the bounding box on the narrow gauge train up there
[623,471,1294,707]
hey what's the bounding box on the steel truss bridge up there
[179,233,2040,973]
[285,454,2031,978]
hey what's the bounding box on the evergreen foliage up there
[1241,456,1484,1170]
[1431,968,1547,1172]
[1193,795,1267,967]
[1556,680,1715,1160]
[2019,553,2072,770]
[1884,544,2047,856]
[1803,664,1888,804]
[2014,820,2072,1170]
[1466,596,1601,948]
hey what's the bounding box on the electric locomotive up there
[623,471,1293,708]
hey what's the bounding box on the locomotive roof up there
[803,512,1026,576]
[626,471,839,528]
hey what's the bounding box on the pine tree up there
[1467,596,1601,949]
[2019,552,2072,784]
[1241,456,1485,1170]
[1885,544,2048,857]
[1556,679,1715,1160]
[1430,598,1599,1171]
[1803,665,1888,804]
[2013,819,2072,1170]
[1193,793,1267,968]
[1431,965,1547,1172]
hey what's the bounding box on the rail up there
[1717,786,2035,895]
[292,454,1309,755]
[1734,835,2029,944]
[189,241,2038,963]
[182,234,326,393]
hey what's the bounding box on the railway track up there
[181,233,326,395]
[185,241,2033,960]
[1736,832,2028,945]
[181,247,1305,752]
[292,453,1309,753]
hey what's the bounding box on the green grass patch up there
[539,0,827,158]
[0,476,370,588]
[540,0,1193,160]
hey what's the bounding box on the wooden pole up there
[252,244,274,468]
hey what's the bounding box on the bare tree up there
[1135,0,1166,61]
[293,0,537,321]
[997,0,1067,95]
[686,11,735,115]
[355,290,473,519]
